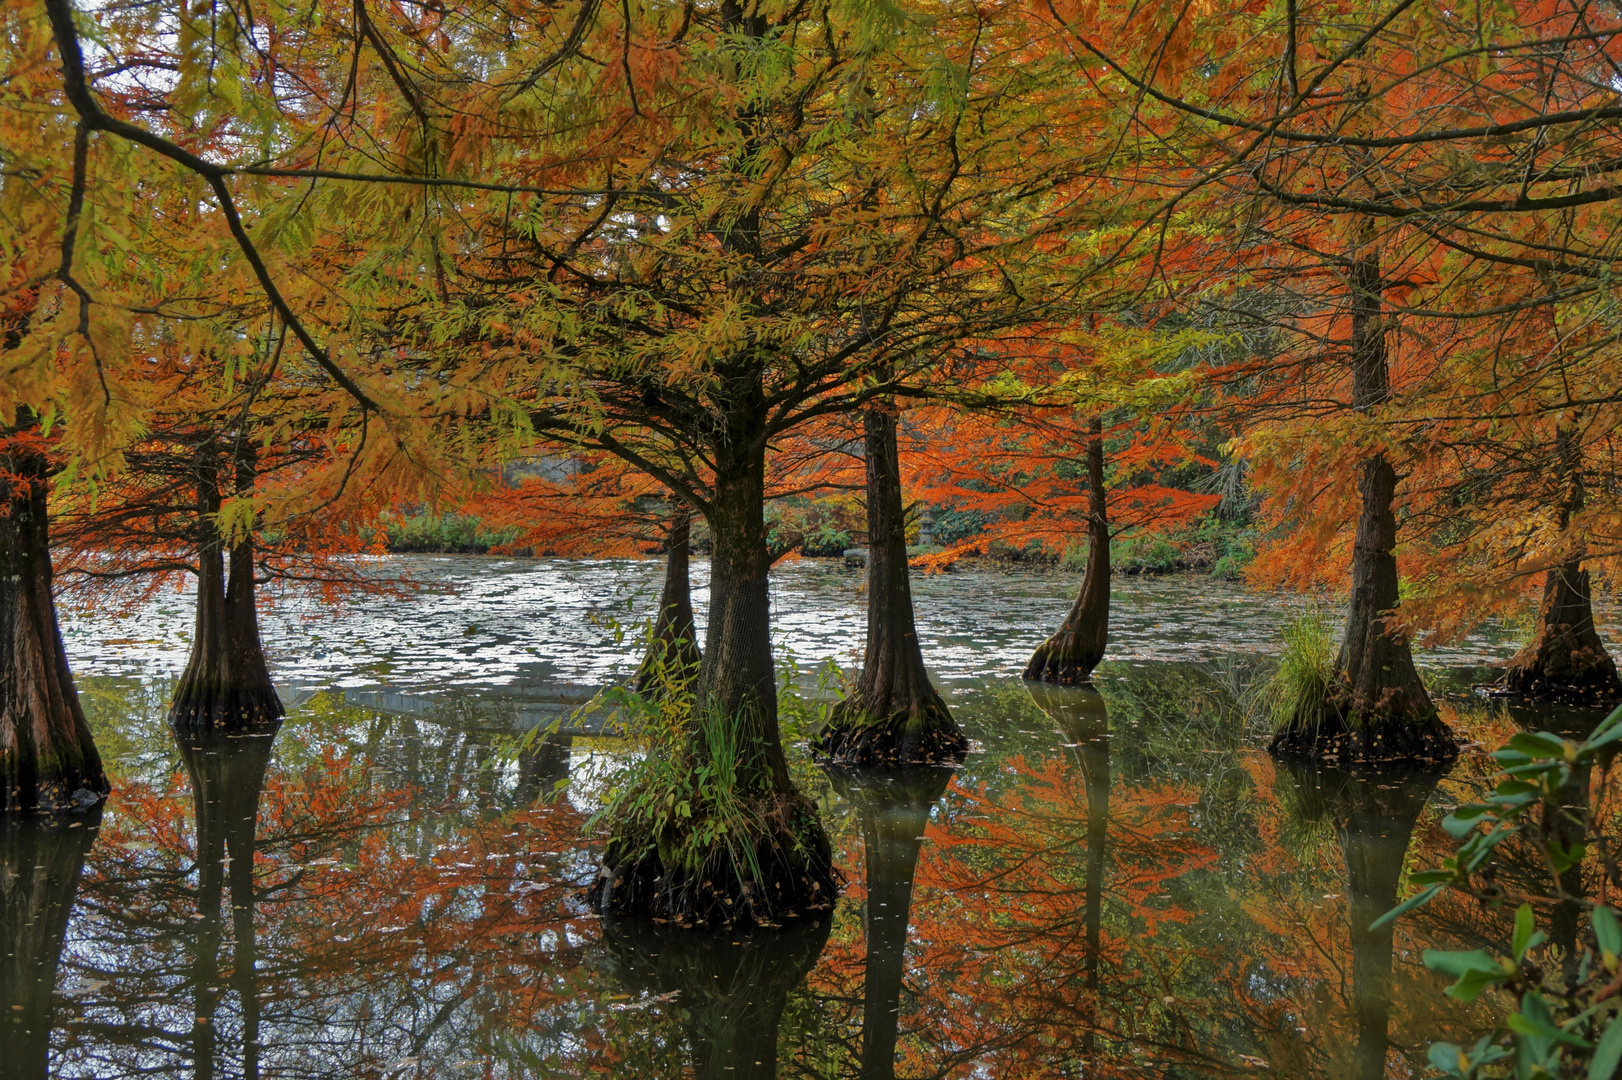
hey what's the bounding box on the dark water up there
[10,557,1616,1077]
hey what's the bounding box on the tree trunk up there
[822,766,952,1080]
[170,443,284,733]
[634,509,702,696]
[1502,564,1622,704]
[178,724,279,1080]
[0,437,106,813]
[0,810,101,1080]
[1501,425,1621,703]
[602,914,832,1080]
[590,411,836,927]
[1271,236,1455,764]
[816,407,965,766]
[1025,416,1109,683]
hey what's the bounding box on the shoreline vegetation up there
[381,508,1260,578]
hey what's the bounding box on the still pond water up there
[9,556,1620,1078]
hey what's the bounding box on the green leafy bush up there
[1380,702,1622,1079]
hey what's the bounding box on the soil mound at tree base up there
[1268,696,1459,767]
[812,705,968,768]
[587,794,839,929]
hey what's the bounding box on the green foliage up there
[382,510,523,554]
[1381,702,1622,1079]
[1260,606,1336,733]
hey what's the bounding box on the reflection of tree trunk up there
[1275,762,1442,1080]
[824,766,953,1080]
[514,733,574,804]
[1273,231,1454,765]
[1506,703,1604,965]
[817,407,965,766]
[1026,417,1109,683]
[177,724,280,1080]
[0,432,107,812]
[0,810,101,1079]
[1026,683,1110,1052]
[635,510,702,696]
[170,444,284,733]
[601,914,832,1080]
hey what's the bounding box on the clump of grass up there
[1263,606,1337,733]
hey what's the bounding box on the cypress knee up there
[169,443,284,734]
[633,509,702,696]
[0,436,106,813]
[1270,231,1455,764]
[1025,416,1110,683]
[815,406,965,766]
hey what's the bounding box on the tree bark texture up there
[0,810,101,1079]
[1271,240,1455,764]
[1500,426,1621,703]
[170,444,284,734]
[634,510,702,696]
[602,913,831,1080]
[1025,416,1109,683]
[1502,564,1622,704]
[822,765,952,1080]
[591,385,837,927]
[1,442,106,813]
[816,407,965,766]
[178,724,279,1080]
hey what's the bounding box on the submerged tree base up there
[168,684,285,735]
[588,791,839,928]
[1268,692,1458,766]
[812,703,968,768]
[1022,637,1104,685]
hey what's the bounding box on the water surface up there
[12,556,1613,1077]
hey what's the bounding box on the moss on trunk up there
[816,407,964,766]
[1,439,106,813]
[593,431,837,927]
[1270,239,1454,766]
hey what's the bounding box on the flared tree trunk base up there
[169,684,285,736]
[1496,566,1622,705]
[1269,690,1458,766]
[812,701,967,767]
[1023,634,1105,684]
[588,792,838,928]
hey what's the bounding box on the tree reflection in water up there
[1274,762,1444,1080]
[601,914,831,1080]
[824,764,953,1080]
[1,809,100,1079]
[28,666,1556,1077]
[175,726,280,1080]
